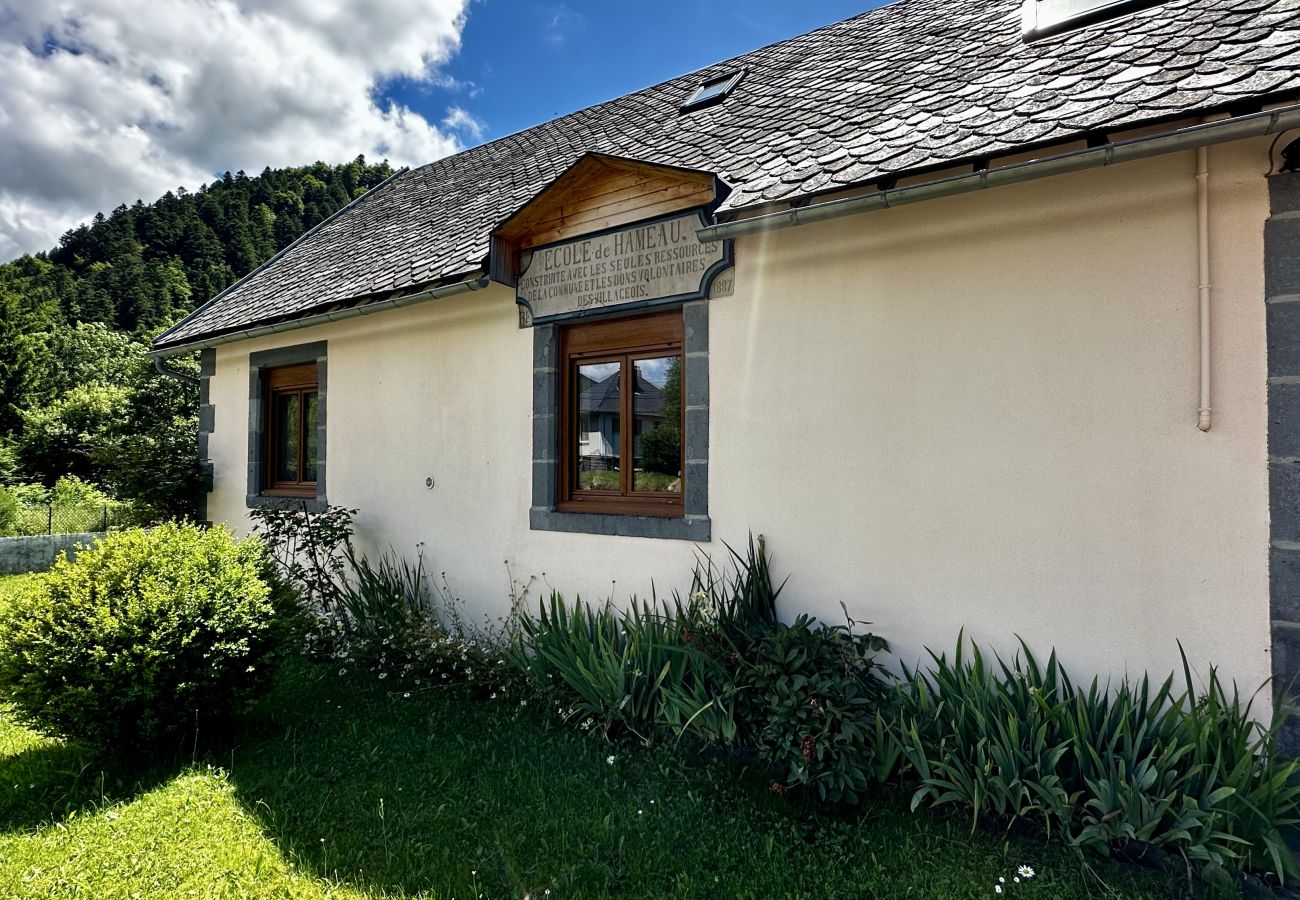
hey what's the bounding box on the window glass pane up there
[575,361,620,492]
[632,356,681,493]
[274,392,300,482]
[303,391,319,483]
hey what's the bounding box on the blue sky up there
[386,1,879,145]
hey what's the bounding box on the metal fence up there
[5,502,142,537]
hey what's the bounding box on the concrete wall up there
[206,137,1273,695]
[0,533,105,575]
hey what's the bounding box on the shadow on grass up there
[227,660,513,898]
[225,660,1196,900]
[0,736,184,835]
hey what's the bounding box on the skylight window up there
[681,70,744,113]
[1022,0,1165,40]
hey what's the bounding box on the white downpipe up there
[1197,146,1212,432]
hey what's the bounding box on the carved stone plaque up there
[516,209,730,326]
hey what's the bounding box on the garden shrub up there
[511,535,1300,890]
[0,523,282,746]
[893,635,1300,889]
[728,613,890,804]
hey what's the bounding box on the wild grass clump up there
[0,524,284,747]
[313,546,515,694]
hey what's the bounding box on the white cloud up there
[543,4,583,47]
[443,106,485,140]
[0,0,475,260]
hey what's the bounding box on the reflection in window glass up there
[575,361,620,492]
[633,356,681,493]
[304,391,319,482]
[275,392,300,482]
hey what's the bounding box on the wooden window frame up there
[559,311,684,517]
[263,363,319,498]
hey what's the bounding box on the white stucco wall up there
[206,137,1272,693]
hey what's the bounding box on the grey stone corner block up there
[1271,546,1300,623]
[1267,300,1300,378]
[246,495,329,514]
[1269,461,1300,543]
[1272,620,1300,702]
[1269,383,1300,458]
[1270,171,1300,217]
[1266,215,1300,299]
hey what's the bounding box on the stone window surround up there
[245,341,328,513]
[530,300,710,541]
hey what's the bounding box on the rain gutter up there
[149,277,491,358]
[152,356,200,385]
[697,104,1300,242]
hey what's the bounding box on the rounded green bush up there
[0,523,279,746]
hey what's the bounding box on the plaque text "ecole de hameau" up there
[517,211,726,322]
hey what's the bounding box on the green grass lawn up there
[0,576,1194,899]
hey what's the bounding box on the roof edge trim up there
[150,276,490,357]
[700,103,1300,241]
[151,165,411,350]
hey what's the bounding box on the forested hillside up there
[0,157,396,530]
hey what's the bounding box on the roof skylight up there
[681,70,744,112]
[1022,0,1165,40]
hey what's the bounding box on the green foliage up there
[0,476,144,537]
[511,536,892,805]
[252,503,512,693]
[331,547,436,655]
[0,485,16,534]
[893,634,1300,888]
[17,382,132,483]
[0,524,281,746]
[18,322,139,408]
[314,546,515,692]
[0,158,395,516]
[512,591,729,744]
[249,502,358,615]
[639,358,682,476]
[729,613,890,804]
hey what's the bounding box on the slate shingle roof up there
[154,0,1300,350]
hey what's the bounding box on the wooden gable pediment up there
[490,153,725,286]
